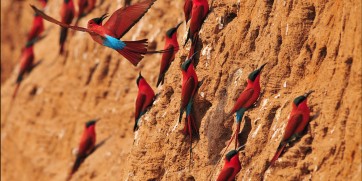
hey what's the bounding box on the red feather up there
[103,0,156,39]
[181,77,196,109]
[184,0,193,23]
[229,88,254,115]
[157,44,175,86]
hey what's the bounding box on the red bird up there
[12,38,43,99]
[269,91,313,167]
[184,0,193,24]
[156,22,182,87]
[184,0,209,46]
[134,73,155,131]
[67,119,99,180]
[226,63,266,149]
[216,146,243,181]
[59,0,75,54]
[32,0,166,66]
[179,53,199,124]
[75,0,97,26]
[27,13,44,43]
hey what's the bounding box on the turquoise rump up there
[103,35,126,50]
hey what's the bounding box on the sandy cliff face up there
[1,0,361,181]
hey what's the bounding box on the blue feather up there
[103,35,126,50]
[186,99,193,116]
[236,108,246,123]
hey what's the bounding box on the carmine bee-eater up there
[74,0,97,26]
[184,0,193,24]
[184,0,209,46]
[216,146,244,181]
[12,37,44,99]
[268,91,313,167]
[32,0,169,66]
[59,0,75,54]
[67,119,99,180]
[27,12,45,42]
[134,72,155,131]
[156,22,182,87]
[179,53,199,124]
[226,63,267,149]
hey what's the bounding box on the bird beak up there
[258,63,267,72]
[94,118,101,123]
[100,13,109,21]
[304,90,314,98]
[189,51,199,60]
[236,144,245,152]
[175,21,183,30]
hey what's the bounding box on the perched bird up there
[12,38,43,99]
[134,72,155,131]
[67,119,99,180]
[31,0,168,66]
[269,91,313,167]
[184,0,193,24]
[184,0,209,46]
[179,53,199,124]
[59,0,75,54]
[27,12,45,42]
[226,63,267,149]
[216,146,243,181]
[74,0,97,26]
[156,22,182,87]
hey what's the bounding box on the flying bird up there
[67,119,99,180]
[59,0,75,54]
[226,63,267,149]
[134,72,155,131]
[269,91,313,167]
[156,22,182,87]
[31,0,166,66]
[216,146,243,181]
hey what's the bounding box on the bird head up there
[89,13,108,26]
[64,0,70,3]
[293,90,314,107]
[85,118,100,128]
[225,145,244,161]
[181,51,198,71]
[166,22,183,38]
[248,63,267,82]
[136,72,143,86]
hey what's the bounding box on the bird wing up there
[135,93,146,120]
[231,88,254,112]
[78,136,94,157]
[216,167,235,181]
[282,113,303,141]
[184,0,193,22]
[181,76,196,109]
[190,5,204,33]
[160,45,175,72]
[103,0,156,39]
[31,5,96,35]
[63,5,75,24]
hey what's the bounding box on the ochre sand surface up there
[1,0,361,180]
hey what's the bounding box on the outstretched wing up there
[31,5,95,34]
[103,0,156,39]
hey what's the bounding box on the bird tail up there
[12,83,21,100]
[133,118,139,132]
[234,122,241,149]
[188,34,199,66]
[59,27,68,54]
[269,143,286,168]
[67,155,85,180]
[117,39,148,66]
[156,73,164,87]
